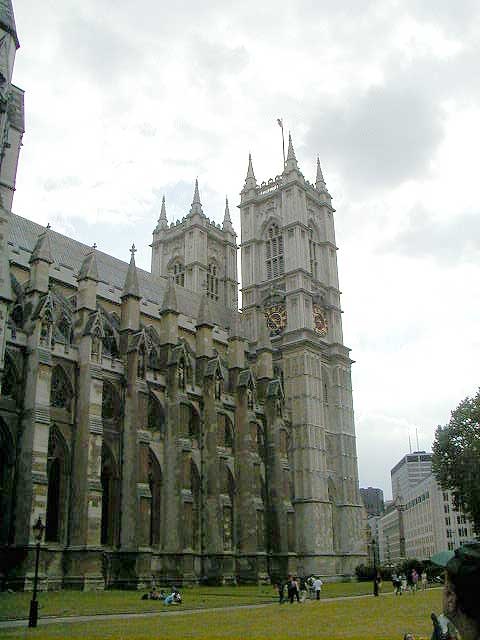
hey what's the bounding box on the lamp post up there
[372,537,379,597]
[28,516,45,628]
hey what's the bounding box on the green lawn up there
[0,589,441,639]
[0,582,390,621]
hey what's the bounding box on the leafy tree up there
[432,389,480,535]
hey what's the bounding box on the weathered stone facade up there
[0,0,365,590]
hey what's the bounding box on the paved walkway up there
[0,592,382,629]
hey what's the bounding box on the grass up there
[0,588,441,639]
[0,582,391,621]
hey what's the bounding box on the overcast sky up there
[11,0,480,498]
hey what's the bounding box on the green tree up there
[432,389,480,535]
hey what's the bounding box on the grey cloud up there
[304,79,445,191]
[59,13,137,84]
[386,207,480,264]
[44,176,82,192]
[189,36,249,86]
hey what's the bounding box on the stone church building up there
[0,1,365,589]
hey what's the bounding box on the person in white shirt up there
[313,577,323,600]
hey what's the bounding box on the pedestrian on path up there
[312,576,323,600]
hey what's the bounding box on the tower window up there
[207,262,219,301]
[309,228,319,280]
[173,262,185,287]
[266,224,284,280]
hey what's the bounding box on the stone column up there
[13,345,52,548]
[283,347,334,577]
[235,372,257,582]
[120,348,140,551]
[201,370,222,582]
[65,335,104,589]
[161,358,183,582]
[264,383,289,581]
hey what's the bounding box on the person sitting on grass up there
[430,541,480,640]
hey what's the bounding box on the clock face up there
[313,304,328,337]
[264,303,287,335]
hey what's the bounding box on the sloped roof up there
[8,212,237,329]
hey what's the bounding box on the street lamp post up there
[372,538,379,597]
[28,516,45,628]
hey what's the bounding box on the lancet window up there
[265,223,284,280]
[45,428,69,544]
[309,227,319,280]
[173,262,185,287]
[148,451,162,547]
[50,366,73,412]
[207,262,219,301]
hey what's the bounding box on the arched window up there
[148,451,162,548]
[265,223,284,280]
[218,413,234,449]
[0,420,14,544]
[147,395,165,434]
[58,316,73,347]
[102,382,121,423]
[221,464,235,551]
[207,262,219,301]
[101,444,120,547]
[137,344,147,379]
[183,461,201,550]
[45,428,69,543]
[50,366,73,412]
[102,325,118,358]
[190,462,201,550]
[309,227,319,280]
[1,353,18,400]
[172,261,185,287]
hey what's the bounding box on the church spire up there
[160,276,178,315]
[121,244,141,299]
[284,132,299,173]
[155,194,168,230]
[222,196,234,233]
[316,156,326,190]
[29,224,54,265]
[242,153,257,192]
[189,178,203,215]
[78,245,99,282]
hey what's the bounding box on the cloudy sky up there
[11,0,480,498]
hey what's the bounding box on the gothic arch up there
[102,381,122,424]
[180,401,200,439]
[0,419,15,544]
[218,412,234,449]
[167,256,185,287]
[101,443,120,547]
[147,394,165,435]
[45,426,70,543]
[50,364,74,413]
[259,215,282,239]
[222,465,235,551]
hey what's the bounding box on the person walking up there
[312,576,323,601]
[421,570,428,591]
[276,581,285,604]
[411,569,419,593]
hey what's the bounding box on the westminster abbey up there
[0,1,365,589]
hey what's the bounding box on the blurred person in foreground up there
[430,542,480,640]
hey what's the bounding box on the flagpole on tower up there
[277,118,286,168]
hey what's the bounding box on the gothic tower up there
[240,136,365,575]
[0,0,24,211]
[0,0,22,387]
[151,182,238,309]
